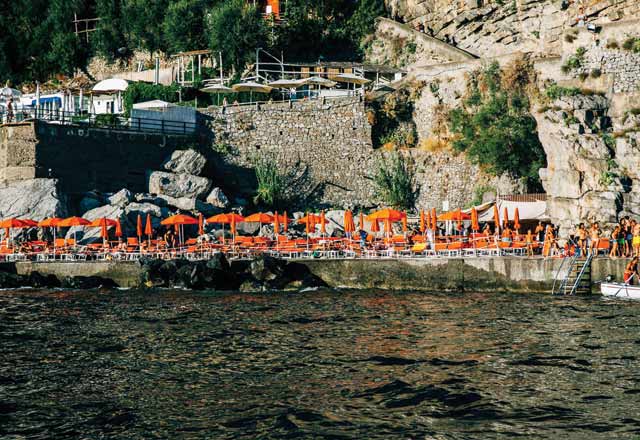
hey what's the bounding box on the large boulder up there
[0,178,67,220]
[68,204,125,242]
[107,189,133,207]
[162,149,207,175]
[79,193,104,214]
[206,187,229,208]
[147,171,212,199]
[154,195,220,216]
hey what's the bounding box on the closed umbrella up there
[320,211,326,236]
[283,211,289,233]
[493,204,500,233]
[471,207,479,232]
[384,218,392,236]
[145,213,153,245]
[431,208,437,237]
[100,218,108,243]
[402,215,408,234]
[503,206,509,229]
[419,210,425,234]
[344,211,355,236]
[198,213,204,236]
[371,218,380,233]
[273,211,280,236]
[514,208,521,232]
[137,214,143,240]
[359,212,365,230]
[115,219,123,239]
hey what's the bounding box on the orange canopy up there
[58,216,91,227]
[244,213,275,223]
[38,218,63,227]
[0,218,37,228]
[88,218,118,227]
[437,210,471,221]
[161,214,198,226]
[367,208,406,222]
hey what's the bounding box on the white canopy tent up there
[478,200,549,224]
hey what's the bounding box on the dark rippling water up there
[2,288,640,439]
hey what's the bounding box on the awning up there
[132,100,176,110]
[478,200,548,223]
[31,97,62,106]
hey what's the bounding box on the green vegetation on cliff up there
[373,152,417,210]
[0,0,386,84]
[448,61,546,190]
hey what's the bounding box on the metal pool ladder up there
[553,252,593,295]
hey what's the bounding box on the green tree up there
[373,152,417,210]
[347,0,386,53]
[122,0,169,55]
[163,0,212,55]
[93,0,128,60]
[448,61,546,190]
[208,0,266,73]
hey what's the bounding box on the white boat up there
[600,282,640,299]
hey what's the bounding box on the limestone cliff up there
[384,0,639,59]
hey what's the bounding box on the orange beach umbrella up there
[244,213,275,224]
[0,218,37,229]
[273,211,280,235]
[493,204,500,232]
[207,213,245,224]
[88,218,118,228]
[503,206,509,229]
[198,213,204,235]
[371,218,380,233]
[366,208,406,222]
[431,208,437,231]
[283,211,289,233]
[115,219,123,238]
[38,218,63,228]
[58,216,91,227]
[419,210,425,233]
[359,212,365,230]
[402,216,408,233]
[161,214,198,226]
[100,218,108,241]
[437,210,471,221]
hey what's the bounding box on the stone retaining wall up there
[199,97,378,208]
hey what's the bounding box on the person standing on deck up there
[589,222,601,255]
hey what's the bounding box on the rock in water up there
[147,171,212,199]
[0,178,67,220]
[162,149,207,175]
[206,187,229,208]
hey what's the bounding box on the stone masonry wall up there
[200,97,377,208]
[0,123,37,184]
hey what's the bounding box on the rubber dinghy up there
[601,282,640,299]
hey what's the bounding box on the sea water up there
[1,289,640,439]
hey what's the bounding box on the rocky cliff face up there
[384,0,639,58]
[535,93,640,231]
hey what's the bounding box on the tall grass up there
[253,154,287,209]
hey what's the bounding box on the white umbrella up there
[231,81,273,93]
[332,73,371,85]
[201,84,236,106]
[268,78,307,88]
[301,76,337,87]
[1,87,22,99]
[232,81,273,103]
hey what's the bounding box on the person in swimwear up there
[624,256,638,285]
